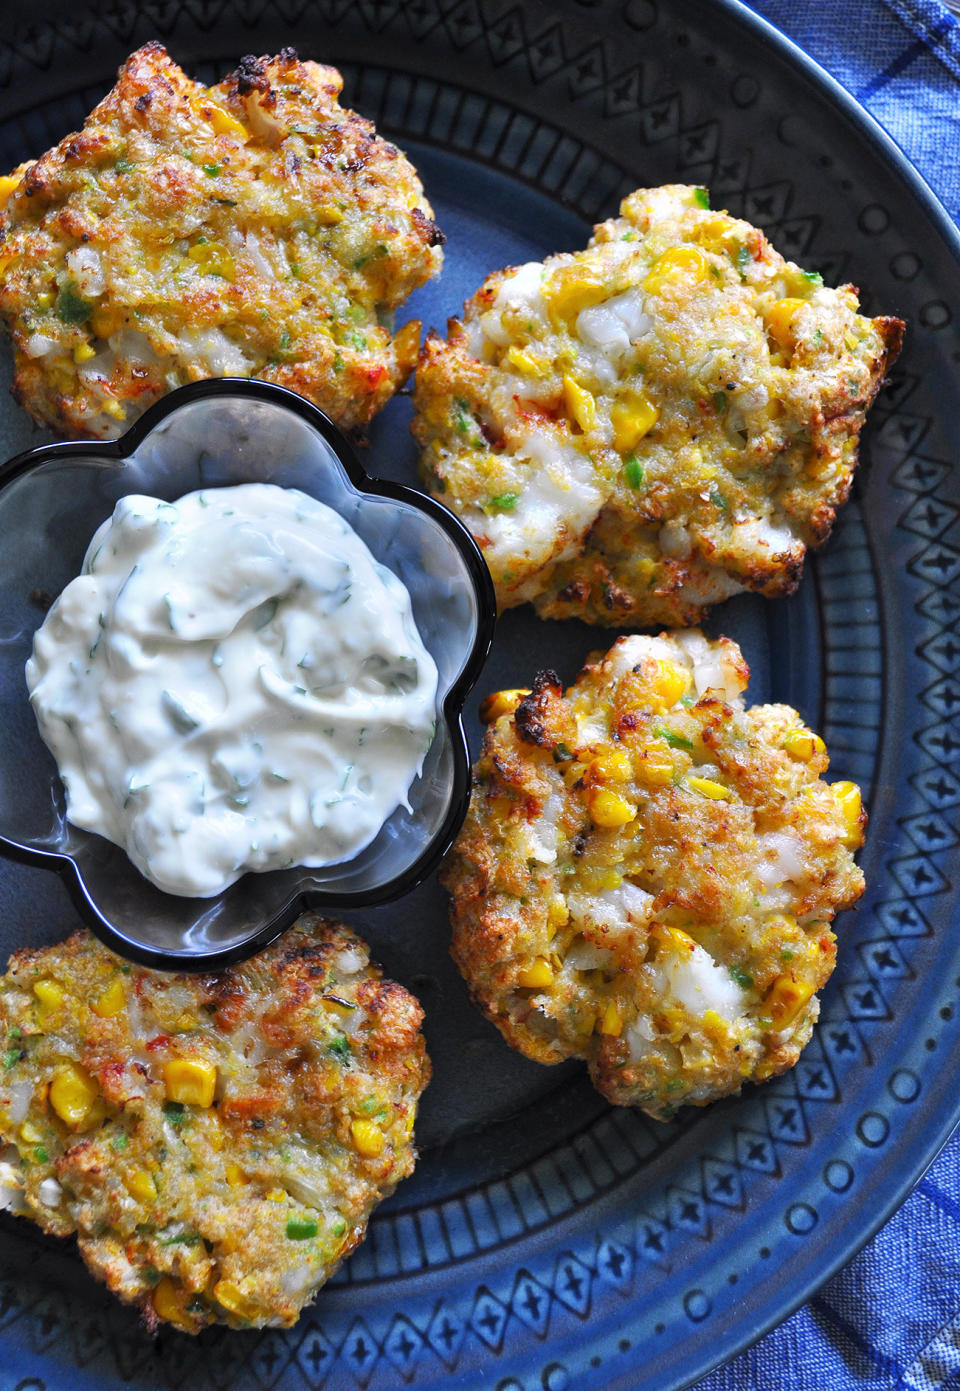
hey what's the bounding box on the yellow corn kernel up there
[562,375,596,433]
[102,398,126,422]
[653,923,697,955]
[213,1279,260,1322]
[547,899,570,931]
[163,1058,217,1108]
[505,345,547,377]
[19,1120,43,1144]
[266,1188,286,1203]
[843,329,859,351]
[153,1276,194,1331]
[92,977,125,1019]
[832,780,863,847]
[36,290,54,309]
[598,1000,622,1037]
[206,104,248,141]
[48,1063,99,1129]
[225,1161,245,1187]
[589,749,633,783]
[686,774,731,800]
[588,787,637,828]
[187,241,235,279]
[351,1119,386,1158]
[609,392,659,452]
[581,867,623,892]
[765,974,815,1031]
[783,728,826,762]
[127,1169,156,1204]
[764,297,805,351]
[542,263,608,322]
[479,688,530,723]
[517,957,554,990]
[633,750,675,787]
[0,173,20,207]
[72,341,96,365]
[33,979,64,1021]
[644,246,709,295]
[650,659,690,711]
[314,205,344,226]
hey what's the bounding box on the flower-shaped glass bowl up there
[0,379,495,969]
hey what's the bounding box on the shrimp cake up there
[0,43,443,438]
[414,184,902,627]
[0,916,429,1332]
[443,631,865,1119]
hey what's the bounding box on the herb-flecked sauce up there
[26,484,439,897]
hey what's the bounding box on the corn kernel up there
[127,1169,155,1204]
[610,392,659,452]
[213,1278,260,1321]
[102,398,126,422]
[163,1058,217,1108]
[351,1119,386,1158]
[517,957,554,990]
[49,1063,99,1128]
[633,751,675,787]
[650,659,690,711]
[505,345,547,377]
[206,104,248,141]
[644,246,709,295]
[72,341,96,365]
[764,297,805,351]
[153,1276,194,1331]
[225,1162,244,1187]
[765,974,815,1031]
[0,173,20,206]
[33,979,64,1021]
[92,977,125,1019]
[589,749,632,783]
[831,780,863,847]
[479,688,530,723]
[266,1188,285,1202]
[653,924,697,955]
[547,899,569,930]
[588,787,637,828]
[187,241,234,279]
[542,263,608,322]
[581,867,623,892]
[598,1000,622,1037]
[843,329,859,352]
[782,728,826,762]
[315,205,344,226]
[562,375,596,433]
[685,775,731,800]
[19,1120,43,1144]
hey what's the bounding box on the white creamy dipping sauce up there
[26,483,439,897]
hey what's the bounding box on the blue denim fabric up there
[692,5,960,1388]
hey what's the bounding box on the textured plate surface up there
[1,2,959,1389]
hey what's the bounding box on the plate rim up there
[0,1,958,1386]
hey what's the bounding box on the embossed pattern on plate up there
[0,3,958,1389]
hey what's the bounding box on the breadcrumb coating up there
[0,916,429,1332]
[414,184,902,627]
[0,43,443,438]
[443,632,865,1118]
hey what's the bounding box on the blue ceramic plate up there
[1,3,959,1389]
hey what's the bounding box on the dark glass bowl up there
[0,379,495,969]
